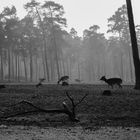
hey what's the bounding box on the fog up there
[0,0,139,84]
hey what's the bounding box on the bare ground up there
[0,125,140,140]
[0,84,140,139]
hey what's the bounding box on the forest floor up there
[0,84,140,139]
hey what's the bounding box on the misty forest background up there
[0,0,139,84]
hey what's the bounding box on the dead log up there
[0,92,88,122]
[0,100,78,122]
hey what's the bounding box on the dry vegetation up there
[0,84,140,139]
[0,84,140,127]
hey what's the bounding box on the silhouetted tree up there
[42,1,67,80]
[24,0,50,82]
[126,0,140,89]
[1,6,19,82]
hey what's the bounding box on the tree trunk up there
[126,0,140,89]
[0,53,4,81]
[78,62,80,80]
[35,8,50,82]
[48,6,60,80]
[17,55,20,82]
[54,37,60,80]
[62,55,66,76]
[43,43,50,82]
[8,48,11,82]
[23,57,28,82]
[11,49,14,82]
[41,50,47,80]
[128,49,134,82]
[15,54,18,81]
[66,59,69,76]
[30,54,33,82]
[120,53,124,80]
[69,58,72,78]
[50,54,55,81]
[34,55,38,81]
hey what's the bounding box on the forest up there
[0,0,140,84]
[1,1,140,139]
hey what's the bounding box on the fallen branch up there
[0,91,88,122]
[75,93,88,107]
[65,91,88,121]
[0,100,78,122]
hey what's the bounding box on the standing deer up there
[100,76,122,88]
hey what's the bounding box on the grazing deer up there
[57,76,69,85]
[102,90,112,96]
[62,81,69,86]
[100,76,122,88]
[36,78,45,88]
[75,79,82,83]
[0,85,6,89]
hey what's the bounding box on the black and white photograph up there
[0,0,140,139]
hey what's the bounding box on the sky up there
[0,0,140,37]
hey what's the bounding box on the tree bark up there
[126,0,140,89]
[8,47,11,82]
[62,55,66,76]
[48,6,60,80]
[78,63,80,80]
[23,57,28,82]
[14,53,18,82]
[17,55,20,82]
[29,53,32,82]
[0,52,4,81]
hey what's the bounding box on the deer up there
[57,76,69,85]
[36,78,45,88]
[75,79,82,83]
[0,85,6,89]
[62,81,69,86]
[100,76,122,88]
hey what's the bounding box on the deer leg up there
[118,84,122,88]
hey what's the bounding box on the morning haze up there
[0,0,140,84]
[1,1,140,139]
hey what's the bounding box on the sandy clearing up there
[0,125,140,140]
